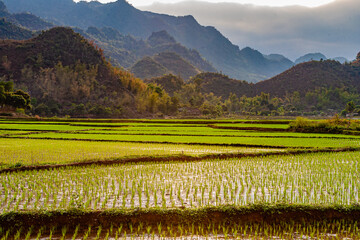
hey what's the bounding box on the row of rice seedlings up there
[1,152,359,212]
[13,132,360,148]
[1,220,359,239]
[0,139,264,168]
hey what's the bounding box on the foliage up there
[0,81,31,111]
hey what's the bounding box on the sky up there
[92,0,336,8]
[78,0,359,61]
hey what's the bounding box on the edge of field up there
[1,204,360,231]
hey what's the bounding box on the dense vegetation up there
[290,115,360,134]
[148,66,360,117]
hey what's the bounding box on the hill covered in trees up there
[0,27,178,117]
[131,52,200,80]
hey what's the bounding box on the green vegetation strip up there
[0,118,291,124]
[0,147,359,174]
[0,149,296,174]
[1,205,360,230]
[3,135,311,149]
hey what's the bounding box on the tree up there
[5,94,27,109]
[0,81,32,111]
[344,101,356,117]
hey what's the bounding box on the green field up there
[1,118,360,239]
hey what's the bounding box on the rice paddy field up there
[1,118,360,239]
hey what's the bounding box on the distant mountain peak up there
[295,53,327,65]
[0,1,7,12]
[148,30,176,47]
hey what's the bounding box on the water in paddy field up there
[5,222,359,240]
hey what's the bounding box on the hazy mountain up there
[332,57,348,64]
[131,56,168,80]
[3,0,294,82]
[295,53,327,65]
[75,27,216,74]
[0,0,52,31]
[131,52,200,80]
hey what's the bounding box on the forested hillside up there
[0,27,177,117]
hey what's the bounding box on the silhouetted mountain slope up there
[3,0,293,82]
[191,72,253,99]
[131,52,200,80]
[255,60,360,97]
[0,18,33,39]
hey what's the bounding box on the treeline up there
[146,74,360,117]
[3,70,360,118]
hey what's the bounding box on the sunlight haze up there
[84,0,336,8]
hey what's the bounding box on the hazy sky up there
[141,0,359,60]
[77,0,359,60]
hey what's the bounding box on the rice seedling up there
[1,152,359,212]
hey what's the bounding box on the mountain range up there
[75,27,215,79]
[2,0,294,82]
[1,22,359,116]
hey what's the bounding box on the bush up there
[290,115,360,134]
